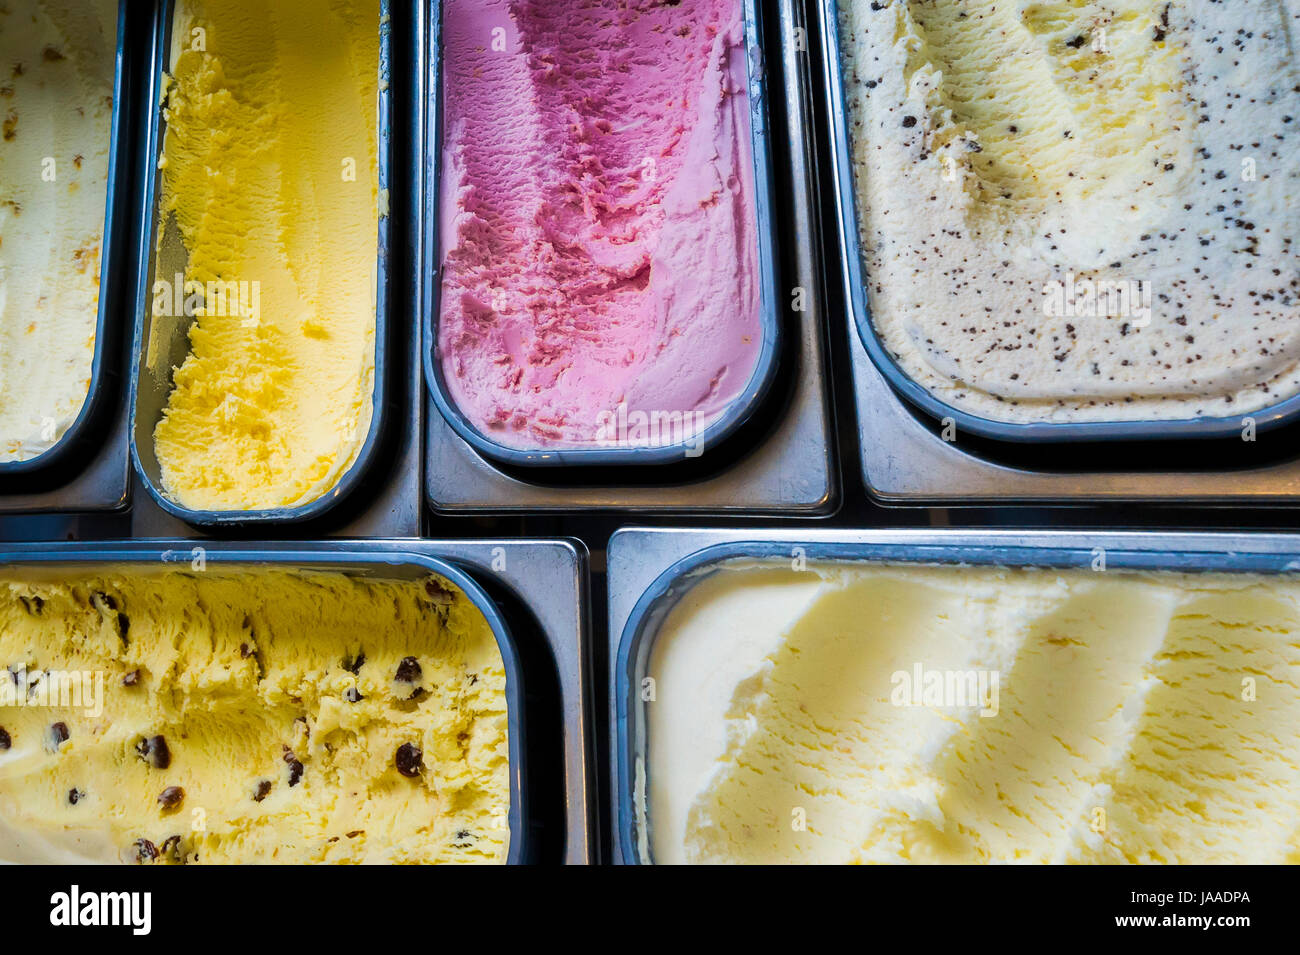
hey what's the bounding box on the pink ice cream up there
[437,0,764,452]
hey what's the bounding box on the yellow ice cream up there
[0,0,116,462]
[644,562,1300,864]
[151,0,381,510]
[0,567,510,864]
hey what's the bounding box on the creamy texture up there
[0,567,510,864]
[645,562,1300,864]
[0,0,116,461]
[438,0,762,450]
[152,0,380,510]
[842,0,1300,424]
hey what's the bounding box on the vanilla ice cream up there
[0,0,117,462]
[841,0,1300,424]
[643,561,1300,863]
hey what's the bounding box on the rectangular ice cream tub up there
[129,0,394,525]
[611,528,1300,864]
[422,0,783,467]
[0,542,536,864]
[0,0,132,479]
[823,0,1300,443]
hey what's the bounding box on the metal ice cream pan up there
[819,0,1300,444]
[0,541,539,864]
[609,526,1300,863]
[420,0,783,467]
[127,0,395,525]
[0,0,134,482]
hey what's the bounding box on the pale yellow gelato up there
[644,562,1300,864]
[0,567,510,864]
[151,0,381,510]
[0,0,116,462]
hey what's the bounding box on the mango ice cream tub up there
[130,0,393,523]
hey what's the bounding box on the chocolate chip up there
[123,669,141,687]
[68,788,83,805]
[395,743,423,778]
[136,735,171,769]
[116,614,130,644]
[239,643,252,659]
[424,579,453,601]
[161,835,185,864]
[253,779,272,802]
[48,722,69,750]
[0,728,9,750]
[344,686,363,703]
[158,786,184,811]
[92,591,116,612]
[286,758,304,787]
[132,839,158,864]
[902,115,917,128]
[342,651,365,674]
[394,657,421,683]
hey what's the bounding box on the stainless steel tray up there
[423,0,835,514]
[422,0,783,468]
[605,525,1300,863]
[127,0,424,541]
[128,0,395,526]
[0,536,594,865]
[816,0,1300,504]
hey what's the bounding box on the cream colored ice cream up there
[643,561,1300,864]
[0,0,116,462]
[841,0,1300,424]
[0,567,510,864]
[150,0,380,510]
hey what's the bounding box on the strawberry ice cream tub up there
[424,0,781,466]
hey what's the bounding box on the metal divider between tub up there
[127,0,394,525]
[421,0,783,467]
[614,537,1300,863]
[818,0,1300,444]
[0,0,132,479]
[0,544,532,865]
